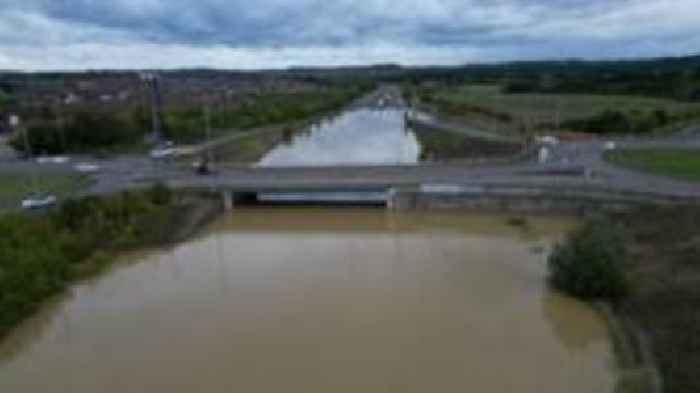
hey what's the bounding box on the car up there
[21,193,57,210]
[36,156,53,164]
[603,141,617,151]
[150,146,176,159]
[74,163,101,173]
[192,159,216,175]
[51,156,70,164]
[534,135,560,145]
[36,156,70,164]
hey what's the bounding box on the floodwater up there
[0,209,618,393]
[258,108,420,166]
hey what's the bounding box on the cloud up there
[0,0,699,70]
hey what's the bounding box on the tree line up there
[9,83,373,154]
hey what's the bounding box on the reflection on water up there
[0,209,617,393]
[258,109,420,166]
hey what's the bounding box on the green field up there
[412,125,522,162]
[439,84,698,119]
[0,173,92,211]
[605,148,700,181]
[416,84,700,135]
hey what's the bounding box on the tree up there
[548,217,629,300]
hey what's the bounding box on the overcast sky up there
[1,0,699,70]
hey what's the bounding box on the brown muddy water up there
[0,209,618,393]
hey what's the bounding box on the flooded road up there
[0,209,617,393]
[258,109,420,167]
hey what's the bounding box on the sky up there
[1,0,699,70]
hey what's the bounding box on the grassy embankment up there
[615,206,700,393]
[164,85,373,144]
[606,149,700,182]
[551,207,700,392]
[0,185,219,340]
[0,173,92,211]
[209,122,303,163]
[411,124,523,162]
[410,84,700,137]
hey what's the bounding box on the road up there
[2,87,700,205]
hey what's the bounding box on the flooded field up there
[0,209,618,393]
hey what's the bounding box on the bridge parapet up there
[390,183,700,213]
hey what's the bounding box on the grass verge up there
[411,83,700,136]
[411,123,523,162]
[605,149,700,181]
[611,205,700,393]
[0,173,92,211]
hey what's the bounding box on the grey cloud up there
[0,0,698,69]
[8,0,642,47]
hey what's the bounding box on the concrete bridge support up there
[386,188,397,209]
[222,190,234,211]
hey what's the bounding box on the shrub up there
[148,182,173,206]
[548,217,629,300]
[507,217,529,227]
[502,80,540,94]
[654,109,669,126]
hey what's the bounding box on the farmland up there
[411,83,700,136]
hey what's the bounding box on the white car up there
[150,148,174,159]
[21,193,57,210]
[36,156,70,164]
[535,135,560,146]
[36,156,53,164]
[74,163,101,173]
[150,141,178,160]
[603,141,617,151]
[51,156,70,164]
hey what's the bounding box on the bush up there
[548,217,628,300]
[148,182,173,206]
[502,80,540,94]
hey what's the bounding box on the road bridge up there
[89,154,698,212]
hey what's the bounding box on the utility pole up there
[203,104,213,163]
[15,115,39,193]
[20,117,31,158]
[140,72,163,142]
[55,102,66,153]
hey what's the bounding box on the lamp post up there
[12,114,40,192]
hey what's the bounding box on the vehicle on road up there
[150,141,177,159]
[150,146,176,159]
[37,156,70,164]
[21,193,57,210]
[192,158,216,175]
[604,141,617,151]
[534,135,560,145]
[74,163,101,173]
